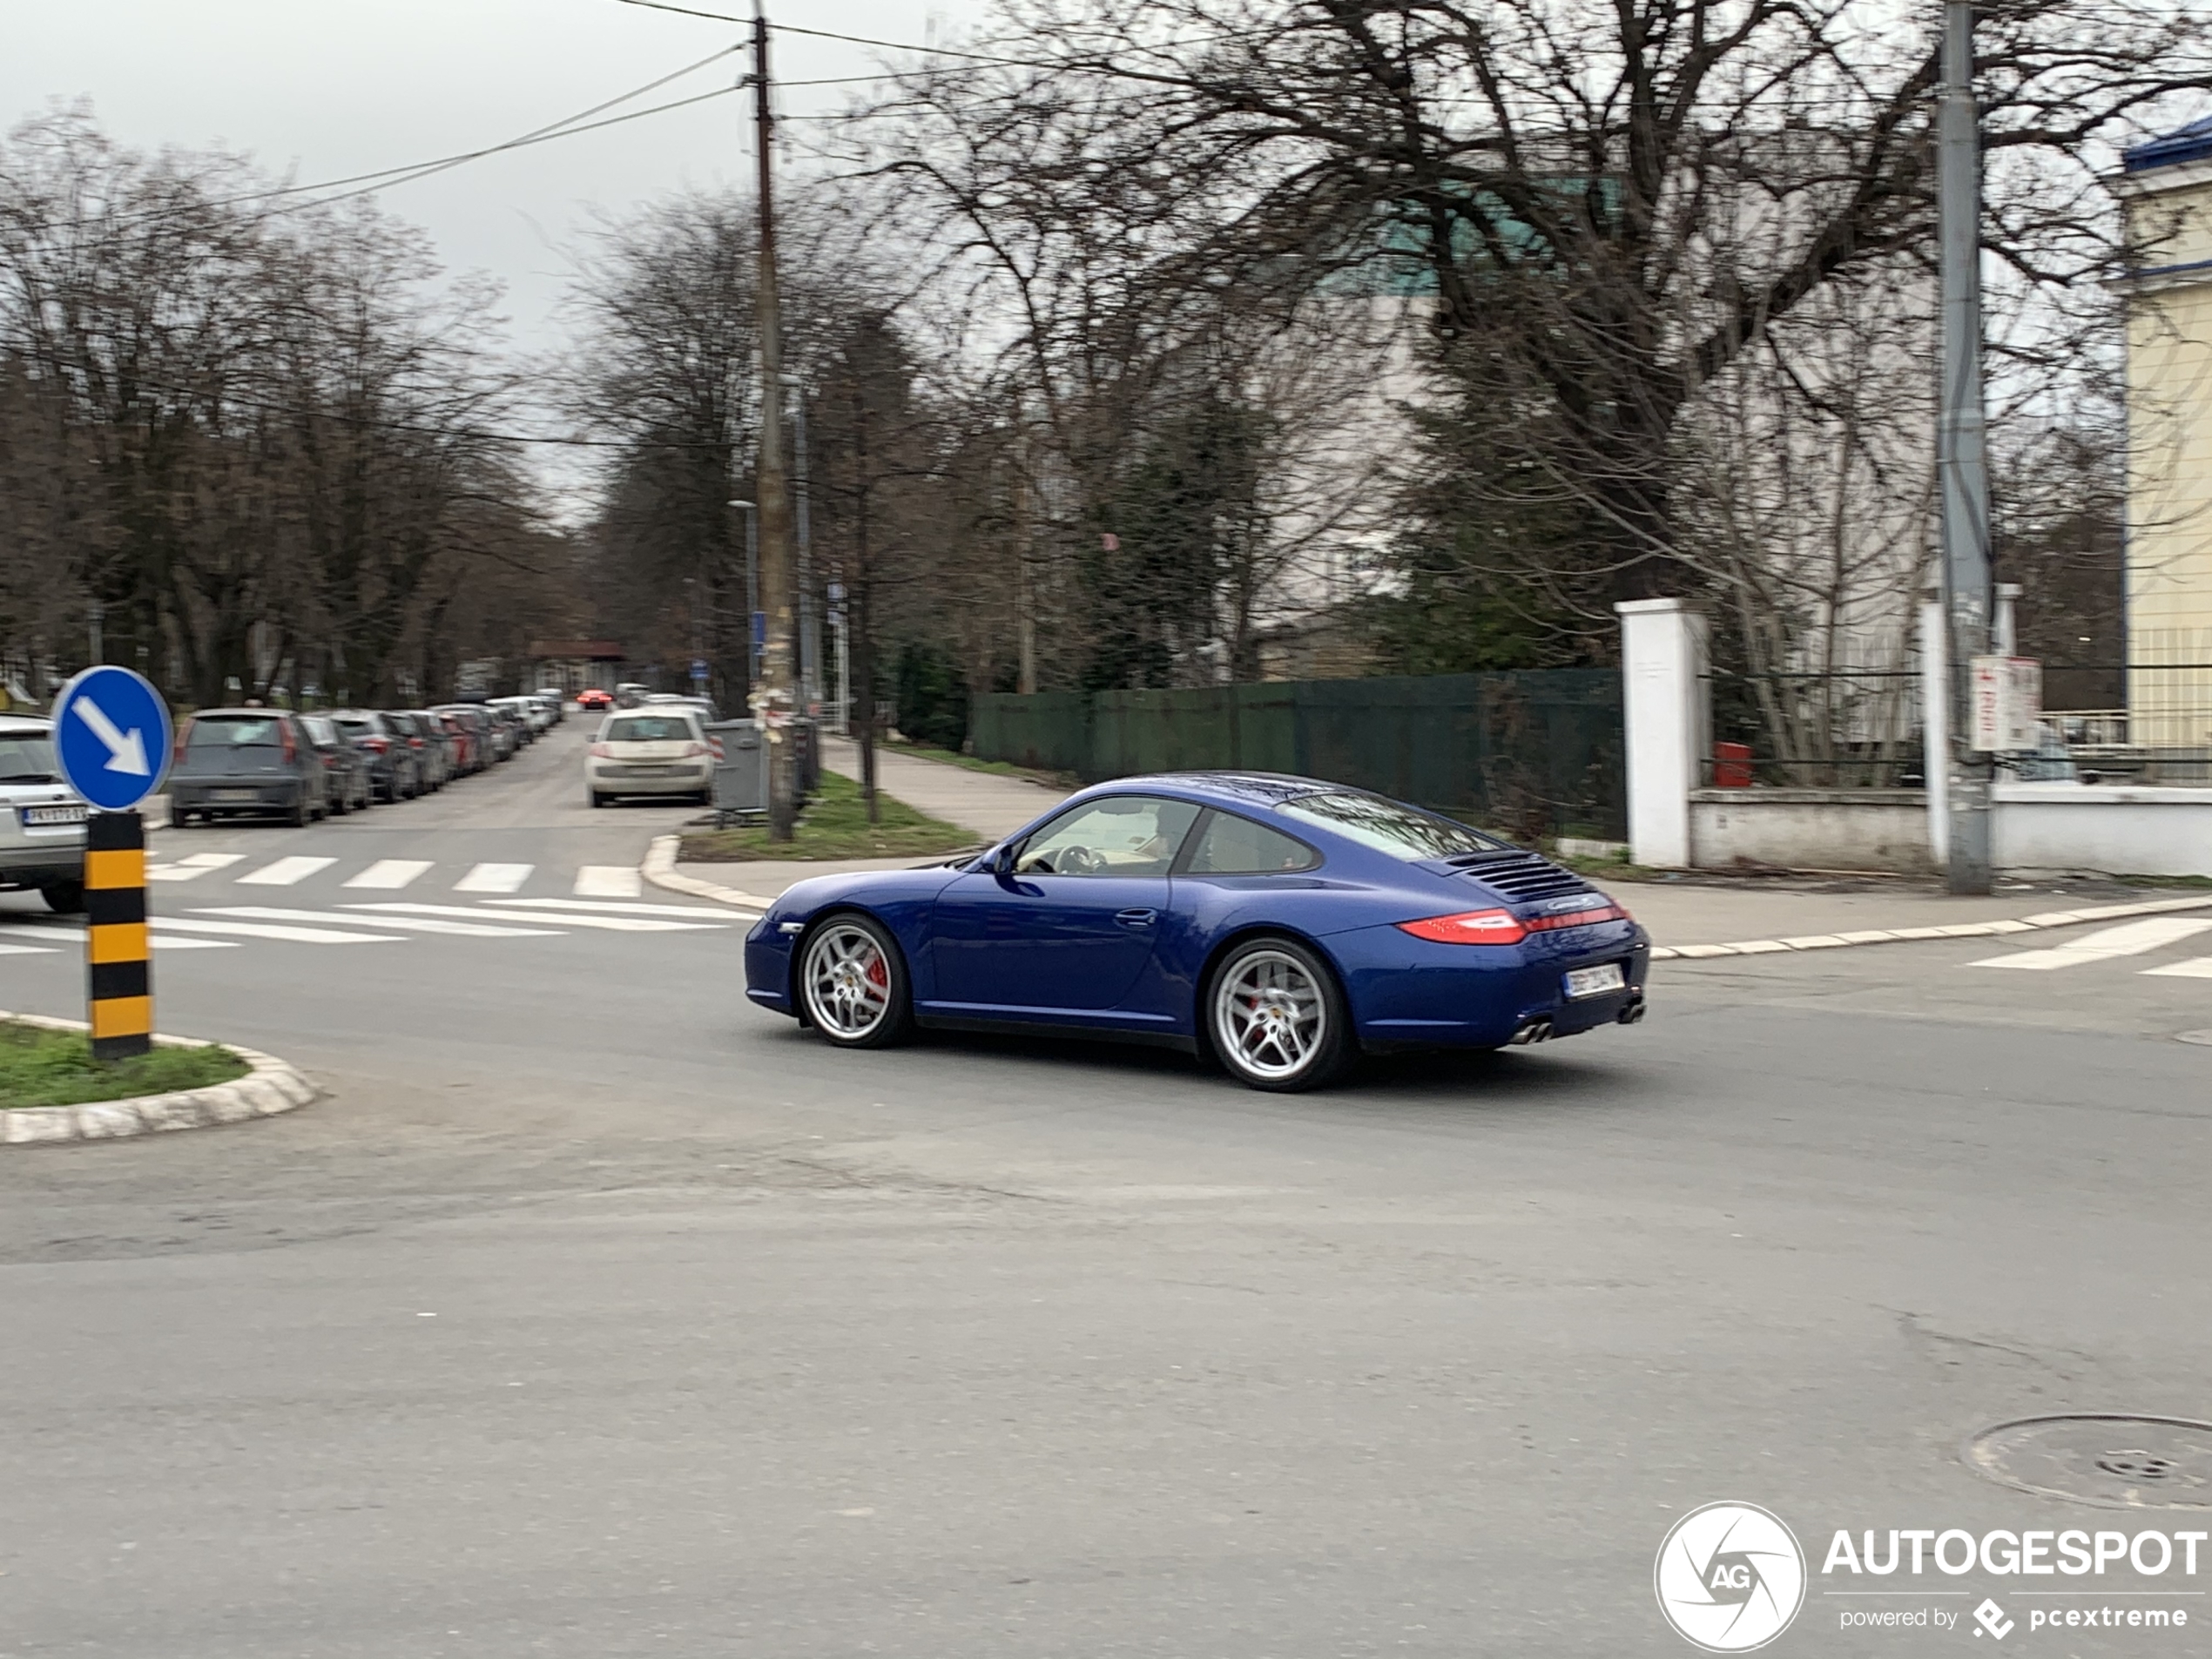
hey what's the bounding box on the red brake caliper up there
[867,954,887,988]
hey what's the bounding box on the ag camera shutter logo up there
[1655,1501,1807,1652]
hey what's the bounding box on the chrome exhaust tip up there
[1616,995,1647,1026]
[1510,1017,1553,1046]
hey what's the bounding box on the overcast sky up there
[7,0,986,365]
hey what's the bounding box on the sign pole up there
[85,809,152,1062]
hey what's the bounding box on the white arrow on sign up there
[72,695,151,776]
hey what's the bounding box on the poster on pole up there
[1969,657,2041,752]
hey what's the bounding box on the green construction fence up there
[968,671,1625,841]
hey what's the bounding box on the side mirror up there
[988,844,1015,875]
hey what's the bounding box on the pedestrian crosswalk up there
[1971,917,2212,980]
[0,851,759,960]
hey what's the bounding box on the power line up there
[33,47,745,236]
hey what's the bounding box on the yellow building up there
[2121,118,2212,751]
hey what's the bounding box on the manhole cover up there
[2177,1029,2212,1047]
[1965,1415,2212,1509]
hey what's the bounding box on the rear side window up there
[302,718,334,744]
[1185,812,1321,874]
[605,716,696,742]
[190,716,283,747]
[0,731,58,781]
[1278,792,1509,860]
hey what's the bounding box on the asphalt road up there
[3,735,2209,1657]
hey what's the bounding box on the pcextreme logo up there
[1655,1501,1809,1652]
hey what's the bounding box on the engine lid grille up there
[1448,850,1593,906]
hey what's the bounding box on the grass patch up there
[678,768,977,863]
[881,738,1082,791]
[0,1022,248,1109]
[2112,872,2212,890]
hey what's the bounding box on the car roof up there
[194,707,290,719]
[1099,771,1350,808]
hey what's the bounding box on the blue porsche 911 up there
[744,772,1649,1091]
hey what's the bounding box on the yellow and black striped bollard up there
[85,810,152,1062]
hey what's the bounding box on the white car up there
[0,718,88,912]
[586,709,713,807]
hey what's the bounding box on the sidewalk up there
[816,736,1068,840]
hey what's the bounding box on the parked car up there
[432,707,480,775]
[492,694,552,737]
[330,710,421,803]
[0,717,88,912]
[532,689,565,725]
[300,714,373,815]
[613,682,650,710]
[481,705,520,763]
[586,709,712,807]
[395,711,453,790]
[170,709,334,826]
[577,688,613,711]
[745,774,1649,1091]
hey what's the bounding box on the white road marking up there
[0,925,77,942]
[1970,916,2212,971]
[455,862,533,894]
[0,942,55,954]
[151,936,239,950]
[573,865,644,898]
[2141,955,2212,979]
[196,907,563,939]
[349,902,723,934]
[236,856,339,887]
[146,852,247,882]
[496,897,754,919]
[150,916,403,944]
[345,860,434,890]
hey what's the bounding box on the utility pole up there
[750,3,799,840]
[850,361,879,821]
[1012,415,1036,695]
[1937,0,1993,895]
[790,380,819,714]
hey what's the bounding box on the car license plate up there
[1563,962,1626,1000]
[20,804,86,826]
[216,788,260,802]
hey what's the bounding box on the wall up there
[1991,784,2212,878]
[1685,785,2212,878]
[1689,789,1936,873]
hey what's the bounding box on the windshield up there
[605,716,695,743]
[0,731,59,783]
[1277,792,1511,860]
[189,716,284,748]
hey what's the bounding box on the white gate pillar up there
[1616,599,1709,869]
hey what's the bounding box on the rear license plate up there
[215,788,260,802]
[1563,962,1626,1000]
[20,804,86,826]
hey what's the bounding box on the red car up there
[577,688,613,711]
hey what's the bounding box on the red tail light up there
[680,741,709,758]
[1397,907,1527,945]
[280,720,296,763]
[408,735,423,748]
[173,718,192,764]
[590,742,612,758]
[363,736,389,754]
[1396,901,1630,946]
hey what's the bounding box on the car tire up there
[287,797,309,829]
[40,880,85,914]
[799,913,913,1050]
[1204,935,1354,1092]
[589,790,606,809]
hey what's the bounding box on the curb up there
[640,835,775,911]
[0,1013,320,1146]
[1648,894,2212,963]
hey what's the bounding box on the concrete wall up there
[1686,785,2212,878]
[1689,790,1937,873]
[1991,784,2212,878]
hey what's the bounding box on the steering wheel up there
[1056,845,1105,876]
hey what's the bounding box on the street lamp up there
[728,498,760,696]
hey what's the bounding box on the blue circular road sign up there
[53,666,173,813]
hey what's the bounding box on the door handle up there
[1115,907,1157,929]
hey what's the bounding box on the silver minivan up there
[0,717,89,912]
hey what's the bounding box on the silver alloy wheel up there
[803,921,894,1041]
[1214,948,1326,1082]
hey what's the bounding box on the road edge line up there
[639,835,777,911]
[1647,893,2212,962]
[0,1015,321,1146]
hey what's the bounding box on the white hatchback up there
[586,709,713,807]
